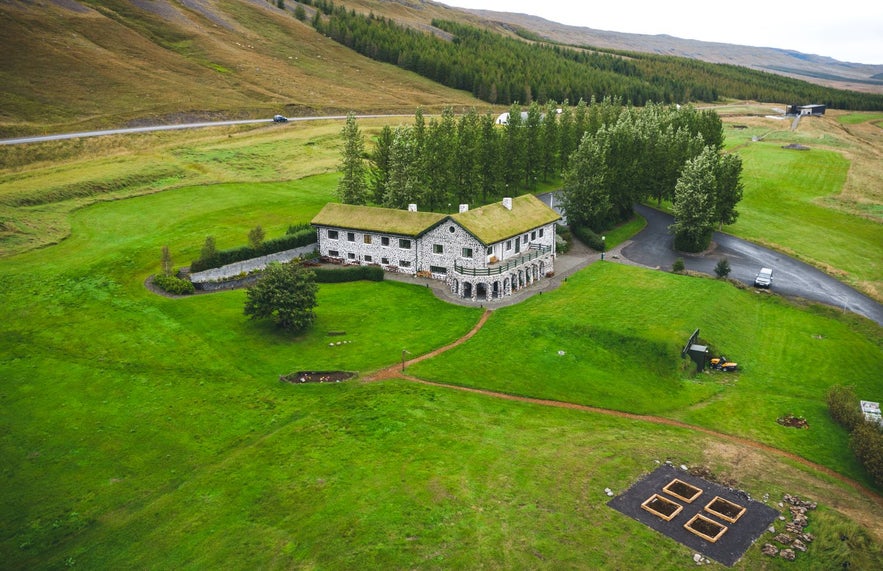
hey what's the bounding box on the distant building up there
[495,109,562,125]
[311,195,561,302]
[786,104,826,116]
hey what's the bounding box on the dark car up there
[273,114,288,123]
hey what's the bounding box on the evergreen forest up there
[304,1,883,110]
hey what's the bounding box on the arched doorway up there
[463,281,473,299]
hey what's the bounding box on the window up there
[364,234,372,244]
[433,244,444,254]
[364,255,373,263]
[381,257,389,265]
[347,253,356,260]
[399,239,411,249]
[430,265,447,275]
[539,228,544,238]
[462,247,473,259]
[506,240,512,250]
[531,231,536,240]
[448,225,456,233]
[486,247,493,255]
[329,250,339,257]
[347,232,355,242]
[400,260,412,268]
[327,229,339,240]
[381,236,390,246]
[524,234,529,242]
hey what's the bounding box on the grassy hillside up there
[0,0,481,136]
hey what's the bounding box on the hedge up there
[313,266,384,283]
[569,224,605,251]
[850,422,883,488]
[826,385,864,431]
[191,228,317,272]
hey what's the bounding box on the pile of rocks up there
[761,494,816,561]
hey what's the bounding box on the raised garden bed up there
[663,478,703,503]
[641,494,683,521]
[685,513,728,543]
[705,496,746,523]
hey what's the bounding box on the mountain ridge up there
[458,7,883,93]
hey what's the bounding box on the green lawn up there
[2,123,882,568]
[727,136,882,295]
[409,263,882,484]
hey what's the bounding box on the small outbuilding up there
[786,104,826,116]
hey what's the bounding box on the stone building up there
[311,194,562,302]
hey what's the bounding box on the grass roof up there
[311,203,446,236]
[311,195,560,244]
[452,194,561,244]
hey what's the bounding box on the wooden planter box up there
[684,513,728,543]
[662,478,703,503]
[704,496,747,523]
[640,494,684,521]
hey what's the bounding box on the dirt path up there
[366,309,493,381]
[364,309,883,510]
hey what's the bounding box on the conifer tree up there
[337,112,368,204]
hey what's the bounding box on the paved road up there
[0,114,412,146]
[621,204,883,325]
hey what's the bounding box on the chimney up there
[502,197,512,210]
[407,204,417,212]
[459,204,469,213]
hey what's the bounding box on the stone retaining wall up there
[189,244,317,284]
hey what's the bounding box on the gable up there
[451,194,561,245]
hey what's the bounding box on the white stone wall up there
[418,222,485,276]
[189,244,318,284]
[315,226,419,274]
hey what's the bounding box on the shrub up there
[850,422,883,488]
[313,265,384,283]
[555,226,571,254]
[672,258,685,272]
[153,273,195,295]
[569,224,604,251]
[827,385,864,431]
[714,257,731,278]
[673,230,712,253]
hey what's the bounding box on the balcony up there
[454,245,550,277]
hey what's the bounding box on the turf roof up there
[311,203,446,236]
[453,194,561,244]
[311,195,560,244]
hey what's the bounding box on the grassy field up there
[408,263,882,483]
[1,105,882,568]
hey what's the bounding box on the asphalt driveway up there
[620,204,883,325]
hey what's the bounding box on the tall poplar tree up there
[670,146,718,252]
[369,125,394,204]
[337,112,368,204]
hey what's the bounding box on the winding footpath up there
[365,310,883,511]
